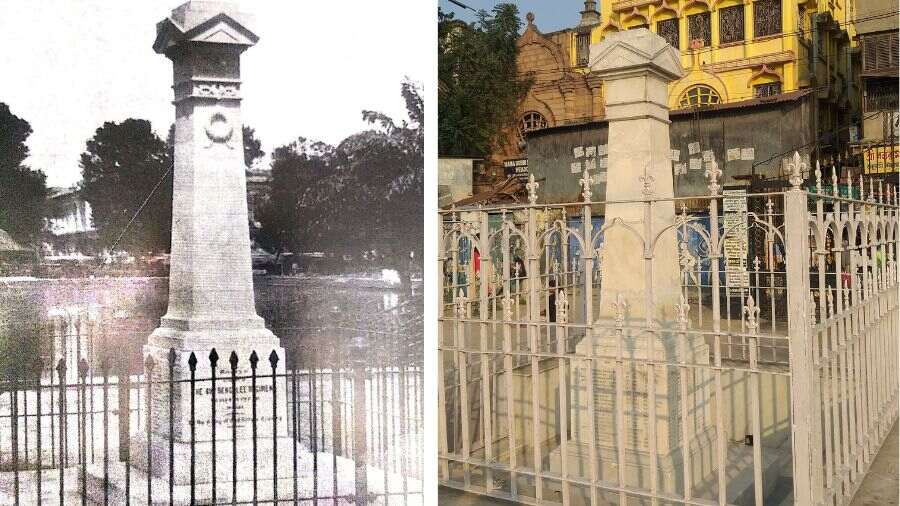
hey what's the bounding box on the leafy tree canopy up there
[257,80,423,269]
[0,102,50,246]
[79,119,173,254]
[438,4,531,157]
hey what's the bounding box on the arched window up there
[517,111,548,143]
[679,85,722,108]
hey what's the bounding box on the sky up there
[438,0,588,33]
[0,0,431,188]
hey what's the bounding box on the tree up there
[438,4,531,157]
[79,119,172,254]
[258,80,424,274]
[0,103,50,246]
[243,126,265,169]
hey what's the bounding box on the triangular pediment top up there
[589,28,683,79]
[154,7,258,54]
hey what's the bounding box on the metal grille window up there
[688,12,711,47]
[518,111,548,143]
[576,32,591,67]
[719,5,745,44]
[657,18,679,49]
[753,0,782,38]
[862,32,900,74]
[679,85,721,108]
[864,79,899,112]
[754,82,782,98]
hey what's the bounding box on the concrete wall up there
[526,97,813,203]
[438,158,475,205]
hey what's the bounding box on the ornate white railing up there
[437,158,898,505]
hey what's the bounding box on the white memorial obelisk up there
[558,29,715,495]
[87,3,290,503]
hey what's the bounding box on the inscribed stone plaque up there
[585,145,597,157]
[689,158,702,170]
[598,157,608,169]
[702,150,714,162]
[574,146,585,158]
[598,144,608,156]
[741,147,755,160]
[585,157,596,171]
[671,149,680,162]
[674,163,686,175]
[727,148,741,161]
[571,161,582,173]
[688,142,700,155]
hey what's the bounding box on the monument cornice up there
[172,78,243,103]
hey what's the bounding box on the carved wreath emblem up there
[205,112,235,149]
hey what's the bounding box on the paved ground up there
[439,424,897,506]
[440,486,517,505]
[851,422,899,506]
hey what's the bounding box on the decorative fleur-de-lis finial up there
[455,290,468,318]
[611,293,627,328]
[502,295,514,321]
[753,256,761,272]
[552,258,560,275]
[814,160,822,194]
[513,262,521,278]
[640,173,655,198]
[705,159,722,195]
[675,294,690,330]
[788,151,806,189]
[878,180,884,204]
[556,289,569,323]
[831,166,839,197]
[807,292,817,327]
[765,197,774,216]
[826,290,834,317]
[526,174,539,205]
[744,295,760,334]
[681,202,688,217]
[579,169,592,203]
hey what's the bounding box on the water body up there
[0,275,422,378]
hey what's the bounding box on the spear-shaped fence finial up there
[788,151,806,190]
[526,174,539,205]
[556,289,569,323]
[455,289,468,318]
[579,169,593,203]
[744,295,761,334]
[831,165,839,198]
[814,160,822,194]
[808,292,817,327]
[705,159,722,195]
[675,294,690,330]
[611,293,628,328]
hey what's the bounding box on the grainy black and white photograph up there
[0,1,426,504]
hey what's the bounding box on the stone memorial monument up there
[552,28,716,496]
[87,2,291,503]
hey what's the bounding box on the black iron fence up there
[0,350,422,505]
[0,292,424,505]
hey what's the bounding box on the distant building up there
[852,0,898,181]
[45,187,98,258]
[246,166,272,225]
[489,1,863,195]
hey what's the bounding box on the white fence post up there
[784,187,824,506]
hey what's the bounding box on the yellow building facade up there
[585,0,855,108]
[504,1,860,165]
